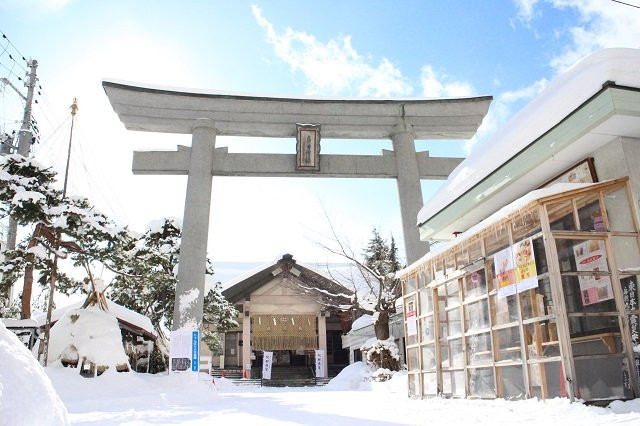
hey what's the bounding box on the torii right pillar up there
[392,125,428,264]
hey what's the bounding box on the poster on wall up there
[262,351,273,380]
[169,329,199,374]
[496,238,539,299]
[495,246,517,298]
[406,300,417,336]
[315,349,326,378]
[514,238,538,292]
[573,240,613,306]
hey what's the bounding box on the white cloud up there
[548,0,640,72]
[420,65,475,98]
[465,78,548,153]
[512,0,640,72]
[514,0,541,22]
[251,5,412,97]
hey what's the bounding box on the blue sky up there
[1,0,640,270]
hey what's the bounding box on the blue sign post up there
[191,330,199,372]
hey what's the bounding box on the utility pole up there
[43,98,77,367]
[2,59,38,308]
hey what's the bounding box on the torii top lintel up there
[102,80,492,140]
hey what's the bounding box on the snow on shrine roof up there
[102,79,491,140]
[417,48,640,235]
[400,181,603,278]
[1,318,39,328]
[34,298,155,337]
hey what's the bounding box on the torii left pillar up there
[172,119,216,330]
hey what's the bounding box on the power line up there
[611,0,640,8]
[0,29,28,64]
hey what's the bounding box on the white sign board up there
[262,351,273,380]
[315,349,325,378]
[169,329,198,374]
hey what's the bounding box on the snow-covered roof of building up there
[417,48,640,241]
[1,318,39,328]
[222,254,353,308]
[400,180,608,278]
[34,298,155,337]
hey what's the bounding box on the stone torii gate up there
[102,80,491,330]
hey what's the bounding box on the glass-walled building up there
[399,179,640,401]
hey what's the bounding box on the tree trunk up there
[20,225,43,319]
[374,310,390,340]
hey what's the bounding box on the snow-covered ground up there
[41,363,640,426]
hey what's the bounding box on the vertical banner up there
[262,351,273,379]
[191,330,199,372]
[169,329,197,374]
[315,349,325,378]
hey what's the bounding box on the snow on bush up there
[360,337,400,379]
[48,305,130,374]
[0,321,69,425]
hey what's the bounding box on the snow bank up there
[0,321,68,426]
[325,361,372,391]
[48,305,130,372]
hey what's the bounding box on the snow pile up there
[325,361,372,391]
[0,321,68,426]
[48,305,130,373]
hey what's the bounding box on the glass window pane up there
[446,308,462,336]
[604,186,635,232]
[524,320,560,359]
[421,344,437,370]
[434,259,445,281]
[575,192,604,232]
[447,280,460,307]
[465,239,483,263]
[561,275,616,314]
[405,277,417,294]
[442,370,465,397]
[408,373,420,398]
[467,332,493,366]
[491,294,519,325]
[468,367,495,398]
[520,277,555,320]
[422,372,438,396]
[574,356,631,400]
[555,238,610,273]
[568,316,622,355]
[511,208,541,242]
[532,236,548,275]
[405,295,419,345]
[465,299,490,333]
[529,361,566,399]
[419,287,434,313]
[442,338,464,369]
[547,200,576,231]
[446,253,457,276]
[464,269,487,300]
[497,365,526,399]
[419,316,435,344]
[485,226,510,257]
[495,326,522,362]
[407,347,419,371]
[613,237,640,274]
